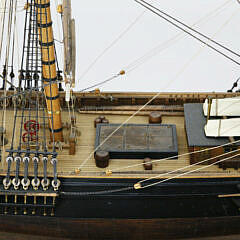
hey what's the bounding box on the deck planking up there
[0,109,239,179]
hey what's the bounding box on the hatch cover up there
[95,124,178,159]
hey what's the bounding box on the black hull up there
[57,177,240,218]
[1,215,240,239]
[1,176,240,238]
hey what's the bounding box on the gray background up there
[70,0,240,92]
[2,0,240,92]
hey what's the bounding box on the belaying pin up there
[43,196,47,216]
[51,197,55,217]
[14,195,18,215]
[4,194,8,215]
[51,208,54,217]
[23,195,27,215]
[32,196,37,215]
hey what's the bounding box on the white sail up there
[63,0,76,87]
[204,118,240,137]
[203,98,240,117]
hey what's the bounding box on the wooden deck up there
[0,107,239,180]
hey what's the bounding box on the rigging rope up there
[79,72,124,92]
[0,0,7,170]
[139,0,240,58]
[39,0,57,152]
[124,0,233,72]
[3,0,60,191]
[2,0,14,166]
[58,0,232,93]
[0,0,7,63]
[10,0,17,73]
[76,43,218,171]
[77,8,147,83]
[77,10,239,172]
[136,150,240,189]
[53,0,63,67]
[63,149,240,196]
[0,80,63,102]
[60,186,134,197]
[53,0,75,134]
[1,0,239,195]
[5,0,14,68]
[0,8,25,14]
[134,0,240,66]
[10,0,28,153]
[77,0,233,92]
[79,11,239,173]
[108,139,240,173]
[8,0,18,154]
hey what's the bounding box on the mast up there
[35,0,63,142]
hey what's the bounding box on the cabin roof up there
[184,103,234,147]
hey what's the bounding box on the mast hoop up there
[42,59,56,65]
[49,127,63,133]
[42,76,57,82]
[39,40,54,47]
[46,95,59,100]
[37,21,52,28]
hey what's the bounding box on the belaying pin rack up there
[0,188,58,217]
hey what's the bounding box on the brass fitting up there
[119,70,125,75]
[24,3,30,10]
[41,178,50,191]
[105,170,112,176]
[32,178,40,190]
[57,4,63,14]
[134,183,142,190]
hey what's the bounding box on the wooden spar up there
[71,18,76,87]
[78,110,184,116]
[78,105,184,111]
[36,0,63,142]
[62,0,75,87]
[63,0,71,81]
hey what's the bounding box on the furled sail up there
[204,118,240,137]
[62,0,76,93]
[203,98,240,117]
[203,97,240,137]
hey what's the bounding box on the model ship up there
[0,0,240,239]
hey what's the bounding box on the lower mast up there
[36,0,63,142]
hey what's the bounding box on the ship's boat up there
[1,0,240,239]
